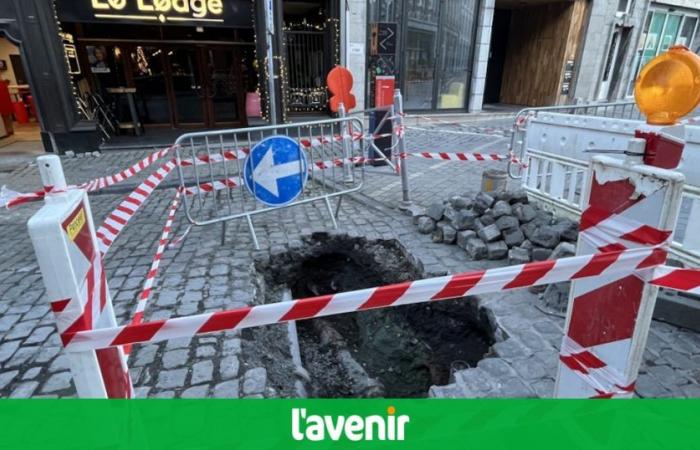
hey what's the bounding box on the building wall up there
[0,38,20,86]
[573,0,648,102]
[468,0,494,112]
[345,0,366,110]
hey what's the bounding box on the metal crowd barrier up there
[174,116,365,249]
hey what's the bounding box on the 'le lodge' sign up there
[55,0,253,28]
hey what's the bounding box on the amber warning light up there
[635,45,700,125]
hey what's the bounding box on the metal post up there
[265,0,277,125]
[554,128,685,398]
[338,102,354,184]
[393,89,412,209]
[27,155,133,398]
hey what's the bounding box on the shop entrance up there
[86,43,250,129]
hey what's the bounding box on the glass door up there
[403,0,439,110]
[436,0,477,109]
[167,47,206,126]
[202,47,243,126]
[131,46,171,124]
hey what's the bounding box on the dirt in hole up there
[253,234,496,398]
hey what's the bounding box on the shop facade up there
[0,0,343,153]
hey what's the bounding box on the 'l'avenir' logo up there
[292,406,410,441]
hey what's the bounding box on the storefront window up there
[436,0,477,109]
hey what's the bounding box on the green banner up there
[1,400,698,449]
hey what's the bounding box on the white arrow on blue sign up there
[243,135,308,207]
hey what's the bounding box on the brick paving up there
[0,117,699,398]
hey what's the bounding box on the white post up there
[28,155,133,398]
[338,102,354,184]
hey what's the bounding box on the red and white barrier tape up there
[641,265,700,295]
[408,152,509,162]
[2,146,175,209]
[182,177,241,196]
[96,159,178,255]
[124,189,182,356]
[84,146,175,191]
[61,245,661,352]
[559,336,635,398]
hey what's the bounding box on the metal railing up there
[174,115,365,249]
[508,101,642,179]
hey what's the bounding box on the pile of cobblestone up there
[410,189,579,266]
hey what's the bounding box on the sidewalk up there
[0,120,698,399]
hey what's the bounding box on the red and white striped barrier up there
[554,150,686,398]
[125,189,182,356]
[28,155,133,398]
[96,159,178,255]
[60,245,661,352]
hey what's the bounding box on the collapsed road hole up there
[247,234,496,398]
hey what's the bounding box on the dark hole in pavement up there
[248,233,495,398]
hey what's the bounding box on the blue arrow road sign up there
[243,135,308,207]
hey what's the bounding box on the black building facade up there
[0,0,340,154]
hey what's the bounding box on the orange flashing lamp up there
[634,45,700,125]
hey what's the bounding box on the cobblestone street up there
[1,117,699,399]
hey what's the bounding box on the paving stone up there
[196,346,216,358]
[509,356,549,380]
[416,217,436,234]
[220,355,240,380]
[480,213,496,226]
[530,226,560,249]
[532,247,553,261]
[162,349,189,369]
[6,346,38,368]
[42,372,73,393]
[10,381,39,398]
[22,367,42,380]
[33,346,60,364]
[223,338,242,356]
[426,203,445,221]
[531,379,555,398]
[465,238,487,260]
[23,326,54,345]
[454,368,497,397]
[0,340,20,363]
[635,374,672,398]
[156,369,188,390]
[477,358,517,379]
[486,240,508,260]
[493,377,536,398]
[513,204,536,223]
[213,380,240,398]
[429,383,464,398]
[191,360,214,385]
[659,349,695,370]
[0,370,19,390]
[456,230,477,249]
[492,339,529,358]
[680,384,700,398]
[492,201,512,218]
[441,224,457,245]
[181,384,210,399]
[0,314,21,333]
[452,209,479,231]
[133,345,159,367]
[496,215,519,232]
[473,192,495,213]
[242,367,267,395]
[153,391,176,398]
[4,320,39,340]
[508,248,530,265]
[477,224,501,243]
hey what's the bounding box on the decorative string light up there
[51,0,85,119]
